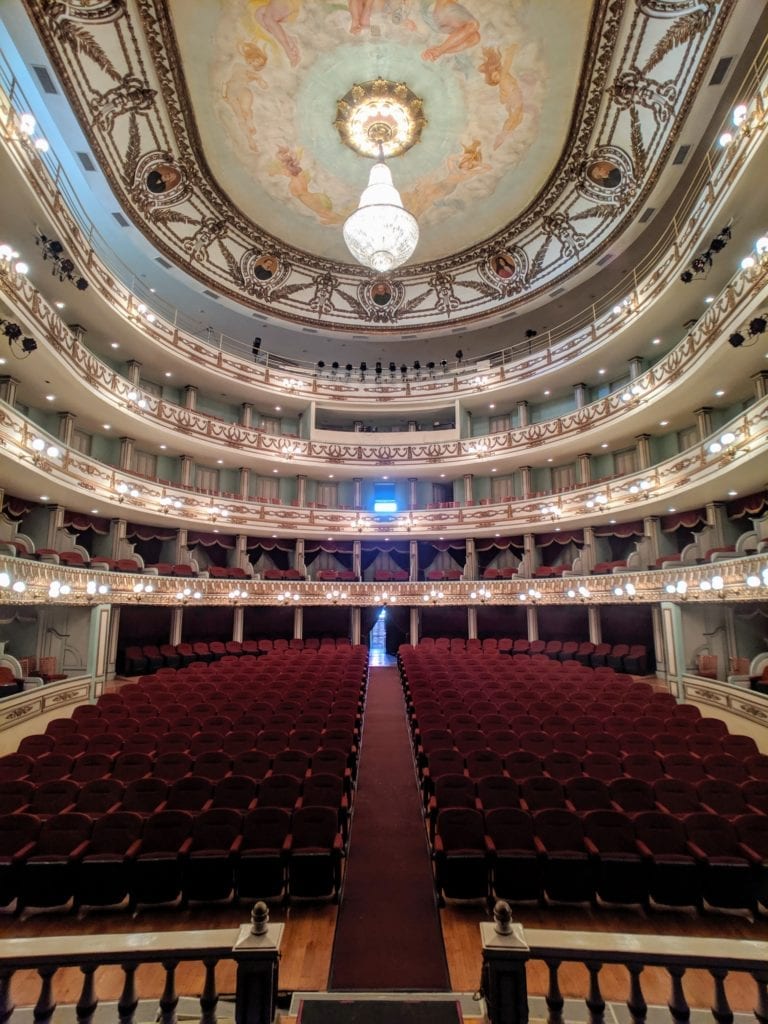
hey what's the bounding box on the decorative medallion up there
[334,78,426,160]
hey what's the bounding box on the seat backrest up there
[258,773,302,808]
[290,805,338,849]
[242,806,292,849]
[702,753,748,783]
[564,777,611,811]
[212,775,258,809]
[140,809,193,853]
[0,812,40,853]
[583,809,637,853]
[533,808,585,850]
[190,808,243,850]
[653,778,701,813]
[484,807,535,850]
[35,812,92,854]
[86,810,143,853]
[476,775,520,810]
[684,812,740,855]
[166,775,212,809]
[633,811,687,854]
[434,807,486,849]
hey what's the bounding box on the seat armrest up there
[686,840,707,860]
[533,836,547,855]
[282,835,293,853]
[584,837,600,856]
[231,835,244,854]
[69,841,90,861]
[12,841,37,862]
[484,836,496,854]
[635,840,652,858]
[433,835,444,855]
[178,837,194,856]
[737,842,763,866]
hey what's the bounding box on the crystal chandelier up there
[343,159,419,273]
[336,79,424,273]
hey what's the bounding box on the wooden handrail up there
[0,925,283,1024]
[481,924,768,1024]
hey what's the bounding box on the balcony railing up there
[0,923,283,1024]
[481,922,768,1024]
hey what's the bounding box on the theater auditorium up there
[0,1,767,1021]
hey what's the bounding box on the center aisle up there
[329,665,451,991]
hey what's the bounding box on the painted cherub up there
[403,139,490,219]
[478,45,524,149]
[221,40,268,154]
[275,146,344,225]
[421,0,480,62]
[250,0,302,67]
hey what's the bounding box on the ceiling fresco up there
[23,0,732,332]
[187,0,587,264]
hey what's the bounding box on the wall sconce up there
[539,502,562,521]
[277,591,300,603]
[718,100,765,147]
[281,442,300,459]
[132,582,154,601]
[745,568,768,590]
[620,385,642,403]
[47,581,72,599]
[176,587,202,603]
[707,430,740,459]
[374,591,396,605]
[228,587,248,601]
[86,580,110,600]
[281,377,306,391]
[209,505,230,522]
[611,297,634,316]
[628,479,653,496]
[467,440,489,457]
[665,580,688,598]
[324,589,349,604]
[613,582,636,599]
[699,574,724,596]
[469,586,492,603]
[519,587,541,603]
[585,494,608,509]
[29,437,61,465]
[354,515,371,532]
[566,586,590,601]
[422,588,444,604]
[126,390,149,410]
[160,496,184,512]
[115,482,141,502]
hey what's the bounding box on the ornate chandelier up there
[336,79,424,273]
[343,160,419,273]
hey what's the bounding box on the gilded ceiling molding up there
[22,0,734,331]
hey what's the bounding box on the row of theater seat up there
[0,806,343,916]
[430,806,768,917]
[411,639,649,673]
[426,773,768,829]
[0,771,349,828]
[122,637,357,675]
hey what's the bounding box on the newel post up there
[233,910,284,1024]
[480,906,530,1024]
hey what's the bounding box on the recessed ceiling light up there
[652,338,661,345]
[440,473,445,478]
[705,296,714,303]
[103,424,111,430]
[491,467,497,472]
[659,420,669,426]
[159,444,167,449]
[275,405,281,411]
[40,495,49,501]
[601,442,608,448]
[598,368,606,375]
[0,358,5,365]
[489,403,495,409]
[328,473,334,478]
[728,490,737,496]
[110,342,119,349]
[609,519,616,524]
[217,459,223,464]
[544,389,550,396]
[164,371,172,377]
[668,507,676,512]
[150,288,156,293]
[715,389,725,396]
[273,469,278,473]
[45,394,55,401]
[547,457,553,462]
[54,301,65,309]
[90,509,99,514]
[382,475,388,480]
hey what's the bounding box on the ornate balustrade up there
[1,255,766,469]
[1,396,765,536]
[1,552,766,607]
[481,924,768,1024]
[0,925,282,1024]
[0,53,765,398]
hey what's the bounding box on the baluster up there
[159,960,179,1024]
[668,966,690,1024]
[118,964,139,1024]
[76,966,98,1024]
[200,959,219,1024]
[0,969,15,1024]
[753,970,768,1024]
[626,963,648,1024]
[544,958,564,1024]
[585,961,605,1024]
[33,967,56,1024]
[710,969,733,1024]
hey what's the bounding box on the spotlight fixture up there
[525,329,538,339]
[34,231,89,290]
[749,316,766,335]
[728,332,745,348]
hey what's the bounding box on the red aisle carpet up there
[329,666,450,991]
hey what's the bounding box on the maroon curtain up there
[63,511,111,534]
[2,496,36,520]
[661,509,706,532]
[187,531,235,548]
[593,521,644,538]
[126,522,177,541]
[727,491,768,519]
[536,530,584,547]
